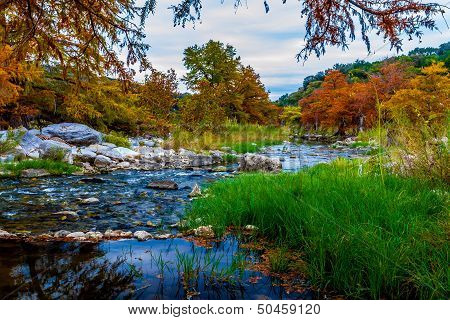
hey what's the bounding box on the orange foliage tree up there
[138,68,179,135]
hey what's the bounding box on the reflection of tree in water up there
[0,241,137,299]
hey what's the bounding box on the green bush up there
[43,147,66,161]
[104,132,131,148]
[186,159,448,299]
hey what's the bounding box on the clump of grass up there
[104,131,131,148]
[0,130,25,154]
[43,147,66,161]
[224,140,282,153]
[163,121,289,153]
[268,248,291,274]
[222,153,238,164]
[0,159,80,177]
[350,141,370,148]
[186,159,448,299]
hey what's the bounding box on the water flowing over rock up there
[147,180,178,190]
[238,154,282,172]
[42,123,102,146]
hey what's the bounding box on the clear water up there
[0,143,363,299]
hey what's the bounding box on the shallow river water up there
[0,143,364,299]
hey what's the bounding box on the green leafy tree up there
[183,40,241,89]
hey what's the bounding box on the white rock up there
[238,154,282,172]
[194,225,215,238]
[188,184,202,198]
[80,197,100,204]
[94,155,113,167]
[66,232,86,239]
[54,230,71,238]
[134,230,152,241]
[112,147,139,159]
[0,229,11,237]
[85,231,103,240]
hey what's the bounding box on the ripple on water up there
[0,144,364,235]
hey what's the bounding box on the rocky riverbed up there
[0,123,366,300]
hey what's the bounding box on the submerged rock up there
[20,168,51,178]
[80,197,100,204]
[133,230,152,241]
[147,180,178,190]
[188,184,202,198]
[79,177,106,183]
[42,123,102,146]
[238,154,282,172]
[52,211,79,219]
[146,221,156,227]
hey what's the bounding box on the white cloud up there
[134,0,450,99]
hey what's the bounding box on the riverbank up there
[185,159,448,299]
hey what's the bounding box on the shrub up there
[104,132,131,148]
[0,130,24,154]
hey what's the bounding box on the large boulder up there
[19,131,43,158]
[39,140,72,163]
[73,148,97,163]
[238,154,282,172]
[42,123,102,146]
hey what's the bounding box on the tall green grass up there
[186,159,448,299]
[0,159,80,177]
[163,121,288,153]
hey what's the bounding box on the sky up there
[136,0,450,100]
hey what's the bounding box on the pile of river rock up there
[0,123,282,176]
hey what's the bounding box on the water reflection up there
[0,238,313,300]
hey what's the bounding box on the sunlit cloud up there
[135,0,450,99]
